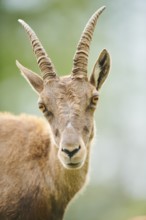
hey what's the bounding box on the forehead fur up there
[39,76,97,130]
[40,76,97,107]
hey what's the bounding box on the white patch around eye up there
[93,63,101,83]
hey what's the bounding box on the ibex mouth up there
[67,162,82,169]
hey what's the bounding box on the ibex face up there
[16,6,110,169]
[37,76,98,169]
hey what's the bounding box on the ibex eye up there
[91,95,99,105]
[38,103,46,113]
[87,93,99,110]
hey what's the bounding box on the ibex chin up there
[0,6,110,220]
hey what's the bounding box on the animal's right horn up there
[18,19,56,81]
[72,6,106,78]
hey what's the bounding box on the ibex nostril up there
[62,146,81,158]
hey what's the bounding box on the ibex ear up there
[16,60,44,94]
[90,49,110,90]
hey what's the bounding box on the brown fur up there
[0,112,90,220]
[0,8,110,220]
[0,69,109,220]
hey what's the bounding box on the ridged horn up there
[72,6,106,77]
[18,19,56,80]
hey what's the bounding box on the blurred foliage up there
[0,0,146,219]
[65,185,146,220]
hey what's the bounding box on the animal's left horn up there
[72,6,106,78]
[18,19,56,81]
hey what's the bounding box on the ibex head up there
[16,6,110,169]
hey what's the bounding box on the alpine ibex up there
[0,6,110,220]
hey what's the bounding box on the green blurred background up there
[0,0,146,219]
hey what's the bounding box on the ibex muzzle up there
[59,123,86,169]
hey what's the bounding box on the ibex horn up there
[72,6,106,77]
[18,19,56,80]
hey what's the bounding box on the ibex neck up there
[47,144,90,217]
